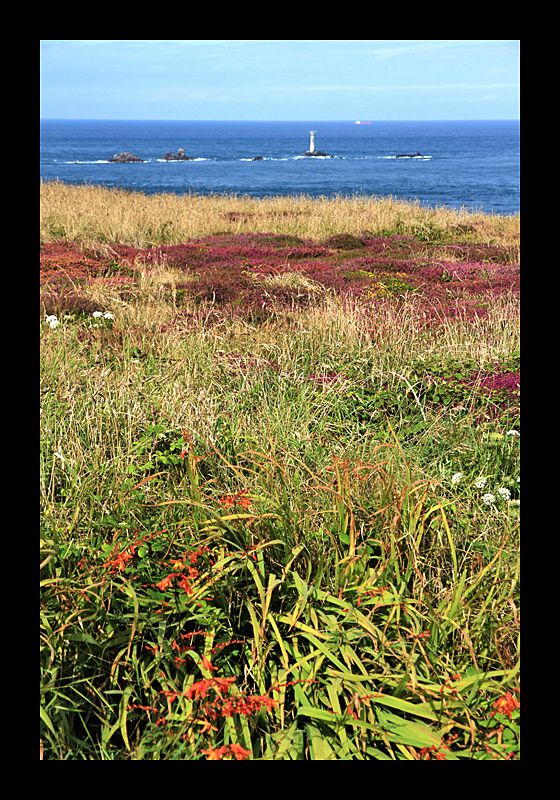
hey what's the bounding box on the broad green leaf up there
[306,723,337,760]
[40,705,56,735]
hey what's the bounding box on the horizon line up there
[40,117,520,123]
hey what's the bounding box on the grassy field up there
[40,181,520,760]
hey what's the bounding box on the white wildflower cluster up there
[45,311,114,329]
[479,482,515,507]
[89,311,114,328]
[451,472,518,509]
[45,314,60,329]
[45,314,73,328]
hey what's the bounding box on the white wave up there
[380,155,432,160]
[240,157,291,161]
[293,154,337,160]
[65,160,111,164]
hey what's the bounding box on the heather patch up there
[41,233,519,325]
[323,232,367,250]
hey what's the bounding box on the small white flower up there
[92,311,103,318]
[48,318,60,329]
[45,314,58,323]
[451,472,463,484]
[63,315,73,320]
[497,487,511,500]
[474,477,487,489]
[482,493,496,505]
[103,312,114,320]
[506,429,520,437]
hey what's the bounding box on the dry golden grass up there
[41,179,520,249]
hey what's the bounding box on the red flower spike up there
[186,679,213,701]
[104,549,134,573]
[491,691,520,720]
[212,676,236,695]
[156,573,177,591]
[202,654,218,671]
[229,743,252,760]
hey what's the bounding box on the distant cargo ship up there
[355,121,372,124]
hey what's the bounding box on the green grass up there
[40,194,519,760]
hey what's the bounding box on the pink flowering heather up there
[40,232,519,323]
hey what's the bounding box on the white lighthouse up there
[303,130,333,157]
[309,130,316,153]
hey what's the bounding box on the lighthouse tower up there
[303,130,332,157]
[309,131,316,153]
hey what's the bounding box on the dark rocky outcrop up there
[303,150,333,158]
[252,156,264,161]
[107,152,144,162]
[162,148,194,161]
[395,152,422,158]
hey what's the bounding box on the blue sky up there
[40,40,520,121]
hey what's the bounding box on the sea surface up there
[40,120,520,215]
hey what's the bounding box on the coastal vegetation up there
[40,178,520,251]
[40,180,520,760]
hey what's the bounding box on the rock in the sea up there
[395,152,422,158]
[303,150,333,158]
[107,152,144,162]
[162,148,194,161]
[252,156,264,161]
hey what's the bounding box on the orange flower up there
[195,717,219,734]
[105,550,133,572]
[212,676,236,696]
[156,573,177,591]
[491,691,520,720]
[160,690,181,703]
[219,491,251,510]
[419,744,450,760]
[228,743,252,760]
[219,494,235,509]
[201,743,251,760]
[200,744,227,760]
[202,654,218,671]
[176,573,194,595]
[186,679,213,700]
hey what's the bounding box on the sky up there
[40,39,520,121]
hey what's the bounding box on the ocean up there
[40,120,520,216]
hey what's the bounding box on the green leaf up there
[305,723,337,760]
[40,705,56,735]
[118,686,133,752]
[265,722,305,760]
[298,705,382,735]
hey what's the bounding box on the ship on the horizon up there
[355,121,372,124]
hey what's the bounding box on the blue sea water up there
[40,119,520,216]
